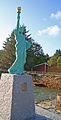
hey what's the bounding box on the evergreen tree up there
[54,49,61,56]
[25,42,46,70]
[1,32,16,69]
[45,54,49,62]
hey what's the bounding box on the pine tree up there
[25,42,45,71]
[1,32,16,69]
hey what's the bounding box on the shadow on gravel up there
[35,114,53,120]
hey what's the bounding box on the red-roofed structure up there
[32,63,49,73]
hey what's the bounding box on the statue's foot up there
[21,72,25,75]
[8,68,24,75]
[8,68,15,74]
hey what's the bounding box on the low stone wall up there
[32,73,61,89]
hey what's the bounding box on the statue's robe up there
[8,28,31,74]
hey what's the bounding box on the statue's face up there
[19,27,24,34]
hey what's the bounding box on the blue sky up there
[0,0,61,56]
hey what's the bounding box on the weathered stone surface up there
[0,73,35,120]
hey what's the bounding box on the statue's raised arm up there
[8,7,31,74]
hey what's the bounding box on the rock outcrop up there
[32,73,61,89]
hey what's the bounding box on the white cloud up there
[38,25,60,36]
[50,11,61,20]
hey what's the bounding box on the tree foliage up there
[48,49,61,69]
[25,42,45,70]
[0,32,16,69]
[57,56,61,68]
[48,55,58,65]
[45,54,49,62]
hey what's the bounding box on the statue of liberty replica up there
[8,7,31,74]
[0,7,35,120]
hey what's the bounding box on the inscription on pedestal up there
[22,82,27,91]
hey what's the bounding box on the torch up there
[17,7,21,31]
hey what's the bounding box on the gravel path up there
[35,105,61,120]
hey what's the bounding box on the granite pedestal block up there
[0,73,35,120]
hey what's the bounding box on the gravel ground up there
[35,105,61,120]
[35,98,61,114]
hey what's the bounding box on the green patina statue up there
[8,7,31,74]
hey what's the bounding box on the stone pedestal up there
[0,73,35,120]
